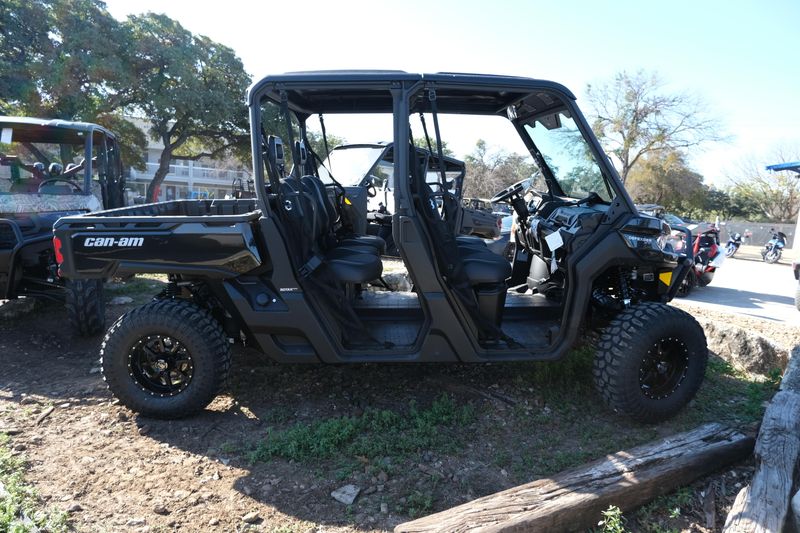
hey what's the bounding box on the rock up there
[173,490,190,500]
[381,502,389,514]
[241,511,260,524]
[242,485,253,496]
[89,367,102,374]
[109,296,134,305]
[383,272,412,292]
[0,298,37,320]
[126,518,146,526]
[699,319,788,374]
[363,486,377,495]
[209,518,220,526]
[0,481,9,500]
[152,505,169,515]
[66,503,82,513]
[331,484,361,505]
[259,484,274,498]
[418,463,438,476]
[377,471,389,483]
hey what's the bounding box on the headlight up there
[621,232,667,251]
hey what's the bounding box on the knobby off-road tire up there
[593,302,708,423]
[65,279,105,337]
[101,299,231,419]
[795,282,800,312]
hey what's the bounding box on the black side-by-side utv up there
[54,71,704,421]
[1,117,126,335]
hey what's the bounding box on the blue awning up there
[766,161,800,173]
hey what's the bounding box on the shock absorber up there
[164,281,180,298]
[618,268,631,307]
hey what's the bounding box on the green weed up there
[404,490,434,518]
[597,505,627,533]
[249,394,475,464]
[0,434,68,533]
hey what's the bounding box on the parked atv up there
[0,117,125,335]
[55,71,704,422]
[676,225,724,297]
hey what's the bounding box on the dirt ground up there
[0,277,787,533]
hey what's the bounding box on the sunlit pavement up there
[681,252,797,323]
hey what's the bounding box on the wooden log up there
[722,390,800,533]
[396,423,753,533]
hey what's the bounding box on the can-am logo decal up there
[83,237,144,247]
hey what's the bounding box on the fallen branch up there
[34,406,55,426]
[396,423,753,533]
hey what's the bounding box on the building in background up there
[125,118,251,202]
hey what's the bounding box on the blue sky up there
[105,0,800,185]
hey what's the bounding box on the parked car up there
[55,71,705,423]
[0,117,125,335]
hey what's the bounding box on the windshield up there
[0,127,87,195]
[522,112,613,202]
[318,145,387,186]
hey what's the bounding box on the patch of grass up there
[404,489,435,519]
[634,486,694,531]
[249,394,475,464]
[106,275,165,296]
[0,434,68,532]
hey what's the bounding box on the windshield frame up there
[0,123,99,196]
[516,109,615,202]
[318,143,391,187]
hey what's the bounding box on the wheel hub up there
[127,335,194,397]
[639,337,689,400]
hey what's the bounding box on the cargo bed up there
[53,199,263,279]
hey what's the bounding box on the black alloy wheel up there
[128,335,194,396]
[638,337,689,400]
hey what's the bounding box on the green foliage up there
[404,490,435,518]
[726,153,800,222]
[124,13,251,200]
[0,0,134,120]
[586,70,721,184]
[0,434,68,532]
[626,150,704,212]
[463,139,537,199]
[249,394,475,463]
[597,505,628,533]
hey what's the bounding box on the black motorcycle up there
[725,232,742,258]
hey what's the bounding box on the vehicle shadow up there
[684,285,795,310]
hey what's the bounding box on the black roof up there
[0,116,114,144]
[248,71,575,117]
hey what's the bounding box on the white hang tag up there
[550,254,558,273]
[544,229,563,251]
[0,128,12,144]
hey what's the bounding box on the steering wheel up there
[38,177,83,193]
[491,177,531,203]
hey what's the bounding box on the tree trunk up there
[395,423,753,533]
[146,143,172,203]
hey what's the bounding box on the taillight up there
[52,236,64,264]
